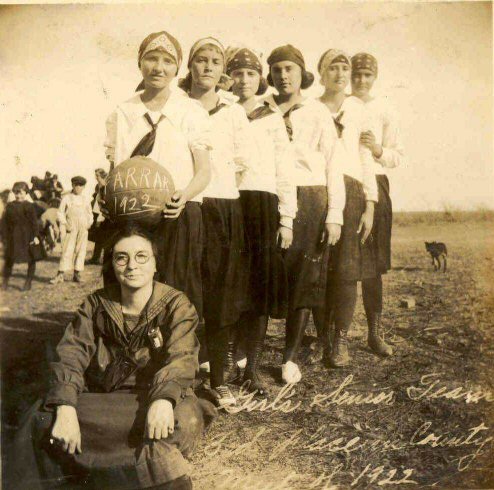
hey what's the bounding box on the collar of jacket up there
[95,281,179,332]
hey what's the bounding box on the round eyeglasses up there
[113,251,153,266]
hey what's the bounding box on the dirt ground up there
[1,216,494,489]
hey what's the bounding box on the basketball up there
[104,156,175,228]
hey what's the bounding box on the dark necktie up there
[247,103,276,122]
[333,111,345,138]
[282,104,304,141]
[208,103,227,116]
[131,113,164,158]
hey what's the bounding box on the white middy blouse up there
[104,88,211,203]
[365,96,406,175]
[323,95,378,202]
[238,100,297,229]
[202,91,251,200]
[263,94,345,225]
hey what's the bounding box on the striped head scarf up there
[179,37,232,91]
[317,49,352,75]
[187,37,226,67]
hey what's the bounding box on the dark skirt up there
[239,190,288,319]
[284,186,329,311]
[154,201,204,319]
[372,175,392,273]
[9,392,215,490]
[329,175,379,281]
[201,197,248,327]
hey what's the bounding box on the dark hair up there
[102,223,160,286]
[228,76,268,96]
[267,69,314,90]
[178,73,193,92]
[12,181,29,193]
[95,168,108,179]
[256,77,269,96]
[48,198,61,209]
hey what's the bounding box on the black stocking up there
[362,275,383,317]
[334,281,358,334]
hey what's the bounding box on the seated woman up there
[10,225,216,490]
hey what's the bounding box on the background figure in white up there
[51,176,93,284]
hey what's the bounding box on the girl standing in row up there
[317,49,378,367]
[263,45,345,384]
[180,38,251,406]
[104,31,211,319]
[226,45,297,395]
[351,52,405,357]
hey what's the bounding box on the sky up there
[0,1,492,211]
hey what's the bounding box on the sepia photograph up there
[1,1,493,488]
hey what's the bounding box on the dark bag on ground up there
[29,241,46,261]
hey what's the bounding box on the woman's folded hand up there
[50,405,82,455]
[145,399,175,440]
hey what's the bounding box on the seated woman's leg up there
[135,395,213,488]
[9,400,89,490]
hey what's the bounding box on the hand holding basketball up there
[163,190,186,219]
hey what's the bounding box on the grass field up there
[1,213,493,489]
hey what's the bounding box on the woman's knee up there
[175,397,204,436]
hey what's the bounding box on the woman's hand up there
[276,226,293,249]
[145,399,175,440]
[32,237,40,245]
[321,223,342,246]
[163,190,186,220]
[360,130,383,159]
[357,201,375,244]
[98,196,110,220]
[50,405,82,455]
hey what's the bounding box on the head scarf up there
[267,44,306,71]
[317,49,351,75]
[179,37,232,92]
[138,31,182,68]
[187,37,226,67]
[351,52,378,76]
[225,46,263,75]
[266,44,314,90]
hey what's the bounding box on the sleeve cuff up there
[364,193,378,203]
[148,380,183,408]
[45,383,78,409]
[375,148,395,168]
[190,143,212,152]
[279,216,294,229]
[326,208,343,225]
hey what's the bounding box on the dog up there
[425,241,447,272]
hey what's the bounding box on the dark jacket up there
[45,282,199,409]
[4,200,39,263]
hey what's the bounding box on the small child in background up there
[50,176,92,284]
[2,182,40,291]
